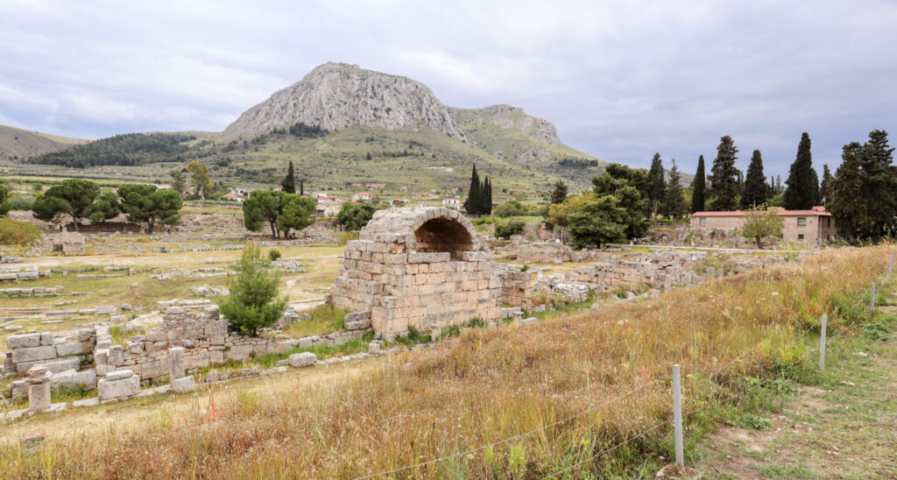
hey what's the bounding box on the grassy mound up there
[0,217,41,246]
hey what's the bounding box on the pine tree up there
[708,136,739,211]
[691,155,706,213]
[464,164,481,214]
[783,133,819,210]
[819,164,833,205]
[647,153,666,222]
[663,159,688,219]
[550,180,568,204]
[740,150,768,209]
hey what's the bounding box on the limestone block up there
[169,347,185,380]
[225,345,252,362]
[28,366,52,412]
[289,352,317,368]
[107,345,125,366]
[7,333,41,349]
[170,375,196,393]
[12,346,58,364]
[55,341,83,357]
[51,369,97,390]
[98,371,140,401]
[519,317,538,326]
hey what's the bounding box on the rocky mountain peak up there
[222,62,465,141]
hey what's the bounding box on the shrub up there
[495,219,525,239]
[0,218,42,246]
[8,194,35,211]
[218,244,287,335]
[268,249,282,261]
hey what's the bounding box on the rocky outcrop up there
[454,104,561,146]
[223,63,465,141]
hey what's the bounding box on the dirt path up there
[695,308,897,479]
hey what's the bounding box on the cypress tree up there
[281,161,296,194]
[464,164,480,214]
[861,130,897,237]
[828,142,866,241]
[647,153,666,222]
[740,150,768,209]
[691,155,706,213]
[480,177,493,215]
[783,133,818,210]
[708,136,739,211]
[819,164,833,205]
[663,159,688,219]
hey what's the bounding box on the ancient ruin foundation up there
[328,207,501,335]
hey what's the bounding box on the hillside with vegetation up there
[0,125,86,162]
[5,63,605,196]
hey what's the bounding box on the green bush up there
[495,219,525,239]
[268,249,282,261]
[8,194,35,211]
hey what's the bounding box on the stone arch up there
[414,216,475,259]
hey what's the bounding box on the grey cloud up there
[0,0,894,177]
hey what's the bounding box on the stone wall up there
[497,266,532,308]
[4,330,95,376]
[329,207,501,335]
[100,307,369,382]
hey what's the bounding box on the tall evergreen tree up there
[464,164,481,214]
[663,159,688,219]
[741,150,768,208]
[281,161,296,194]
[708,136,740,211]
[647,153,666,222]
[819,164,833,205]
[479,177,493,215]
[550,180,568,204]
[691,155,706,213]
[783,133,819,210]
[829,130,897,241]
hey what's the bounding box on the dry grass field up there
[1,243,893,478]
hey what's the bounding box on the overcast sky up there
[1,0,895,178]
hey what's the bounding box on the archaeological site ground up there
[1,203,896,479]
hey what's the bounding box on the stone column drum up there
[27,365,51,412]
[169,347,185,380]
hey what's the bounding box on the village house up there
[352,192,372,203]
[690,206,837,244]
[442,198,461,209]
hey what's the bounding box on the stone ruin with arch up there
[328,207,502,335]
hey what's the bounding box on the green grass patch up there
[285,305,348,338]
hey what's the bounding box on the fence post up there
[672,364,684,467]
[819,315,827,371]
[888,252,896,284]
[871,283,876,320]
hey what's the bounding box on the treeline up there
[270,122,329,139]
[29,178,183,234]
[556,157,600,168]
[30,133,197,168]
